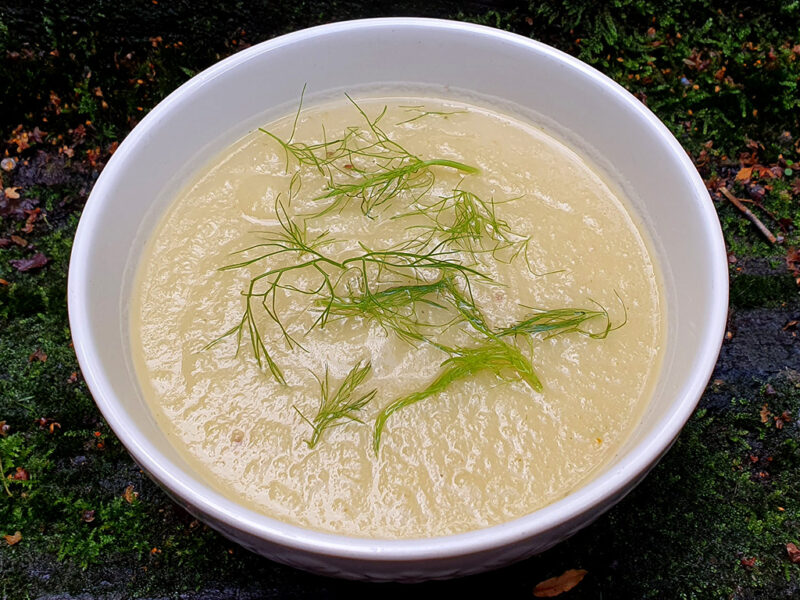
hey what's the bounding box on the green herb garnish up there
[370,279,626,453]
[373,338,540,454]
[208,201,491,380]
[397,187,530,265]
[295,361,377,448]
[209,92,627,454]
[262,94,479,218]
[321,276,452,344]
[395,105,467,125]
[498,300,626,340]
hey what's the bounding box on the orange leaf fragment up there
[3,187,20,200]
[753,165,777,179]
[787,543,800,564]
[533,569,588,597]
[123,485,138,504]
[28,349,47,363]
[4,531,22,546]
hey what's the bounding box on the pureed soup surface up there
[131,96,663,538]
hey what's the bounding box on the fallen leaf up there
[7,125,29,153]
[72,124,86,142]
[0,279,8,286]
[123,485,138,504]
[787,248,800,283]
[31,127,45,143]
[29,349,47,363]
[10,235,27,246]
[10,252,48,272]
[86,147,102,168]
[4,187,20,199]
[0,189,37,219]
[22,207,41,233]
[735,167,753,182]
[760,404,771,423]
[82,509,96,523]
[13,467,29,481]
[748,184,766,202]
[753,164,777,179]
[533,569,588,597]
[787,543,800,564]
[741,557,757,569]
[4,531,22,546]
[49,91,62,114]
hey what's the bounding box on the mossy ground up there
[1,1,799,598]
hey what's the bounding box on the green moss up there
[718,177,800,259]
[730,273,799,308]
[599,376,800,597]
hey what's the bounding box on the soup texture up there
[131,96,663,538]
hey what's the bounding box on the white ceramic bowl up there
[68,18,728,581]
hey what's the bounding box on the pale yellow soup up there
[131,96,663,538]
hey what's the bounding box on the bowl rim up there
[68,16,728,562]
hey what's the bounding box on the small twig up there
[728,195,786,230]
[719,187,783,244]
[0,455,11,497]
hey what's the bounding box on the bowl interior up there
[69,18,727,558]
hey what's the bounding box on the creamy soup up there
[131,96,663,538]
